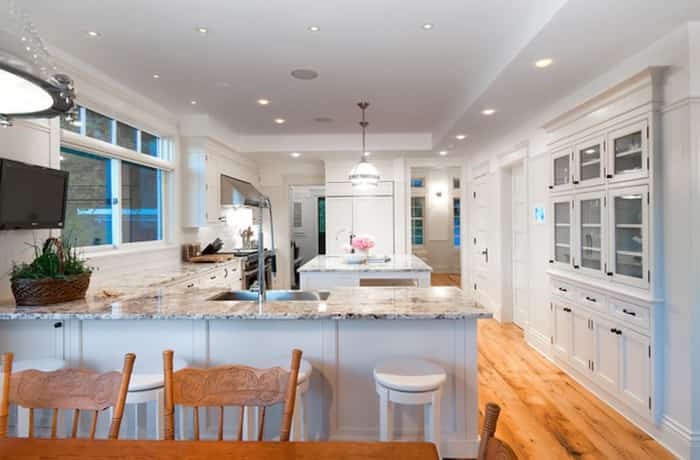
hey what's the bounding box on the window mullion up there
[111,159,122,247]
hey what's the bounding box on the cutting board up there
[189,254,235,263]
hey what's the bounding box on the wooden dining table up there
[0,438,439,459]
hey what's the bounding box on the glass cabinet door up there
[608,120,648,183]
[577,193,605,276]
[609,186,649,288]
[553,199,572,266]
[550,149,572,191]
[575,136,605,187]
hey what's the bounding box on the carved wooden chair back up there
[477,402,518,460]
[0,352,135,440]
[163,348,302,442]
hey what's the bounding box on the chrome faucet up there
[256,196,276,305]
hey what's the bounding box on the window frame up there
[452,197,461,248]
[411,196,426,247]
[60,106,174,253]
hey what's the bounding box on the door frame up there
[498,147,530,326]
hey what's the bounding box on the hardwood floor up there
[432,273,673,459]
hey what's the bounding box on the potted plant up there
[10,237,91,306]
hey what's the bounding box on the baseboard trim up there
[525,336,692,459]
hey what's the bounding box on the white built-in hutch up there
[545,68,665,426]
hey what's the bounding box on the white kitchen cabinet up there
[325,190,395,256]
[183,150,221,227]
[607,120,649,184]
[552,302,572,361]
[593,316,621,395]
[550,148,573,192]
[326,197,354,255]
[608,185,649,289]
[571,308,594,375]
[353,196,394,256]
[550,197,573,269]
[619,327,651,414]
[574,135,606,188]
[575,191,606,278]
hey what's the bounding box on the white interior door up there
[511,163,529,327]
[471,175,490,305]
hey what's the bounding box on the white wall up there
[411,167,461,273]
[460,23,699,458]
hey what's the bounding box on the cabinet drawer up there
[610,298,650,331]
[578,288,607,312]
[551,280,577,301]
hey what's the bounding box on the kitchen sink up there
[209,290,331,302]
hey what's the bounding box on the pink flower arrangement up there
[351,235,375,251]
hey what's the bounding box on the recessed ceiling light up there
[481,108,496,116]
[290,152,301,158]
[274,118,286,124]
[291,69,319,80]
[190,100,197,105]
[87,31,101,37]
[535,58,553,68]
[455,134,467,140]
[439,151,448,156]
[257,98,270,106]
[422,23,434,30]
[308,25,320,32]
[152,74,160,79]
[196,27,208,35]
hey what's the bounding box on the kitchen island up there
[299,254,432,289]
[0,284,489,458]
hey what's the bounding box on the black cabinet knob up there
[573,265,580,269]
[610,328,616,334]
[616,329,623,335]
[622,309,637,317]
[606,272,614,276]
[573,180,580,185]
[548,259,554,264]
[548,185,554,190]
[606,174,613,179]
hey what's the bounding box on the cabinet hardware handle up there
[549,259,554,264]
[187,283,194,288]
[573,264,580,269]
[53,322,62,328]
[616,329,623,335]
[622,309,637,317]
[548,185,553,190]
[606,272,614,276]
[210,276,217,280]
[573,180,579,185]
[610,328,616,334]
[558,287,567,292]
[585,296,597,302]
[563,307,572,313]
[606,174,613,179]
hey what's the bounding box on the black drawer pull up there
[610,328,616,334]
[606,272,613,276]
[186,283,195,288]
[210,275,217,280]
[622,308,637,317]
[573,180,579,185]
[548,259,554,264]
[548,185,553,190]
[585,296,597,303]
[558,287,568,293]
[616,329,622,335]
[573,264,580,269]
[563,307,572,313]
[606,174,613,179]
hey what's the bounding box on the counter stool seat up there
[374,358,446,392]
[374,358,446,459]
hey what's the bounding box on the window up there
[453,198,461,247]
[121,161,163,243]
[411,177,425,188]
[59,106,168,248]
[60,148,114,247]
[411,197,425,245]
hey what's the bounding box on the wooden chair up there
[476,402,518,460]
[163,348,302,441]
[0,352,135,440]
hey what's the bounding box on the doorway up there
[289,185,325,289]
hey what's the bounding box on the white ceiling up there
[14,0,700,155]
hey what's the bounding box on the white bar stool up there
[123,357,188,440]
[243,358,312,441]
[374,358,446,458]
[12,358,67,437]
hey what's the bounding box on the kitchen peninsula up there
[0,277,488,458]
[299,254,432,289]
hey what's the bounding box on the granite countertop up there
[0,286,490,321]
[298,254,432,273]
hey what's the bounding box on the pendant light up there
[0,0,76,127]
[348,101,380,189]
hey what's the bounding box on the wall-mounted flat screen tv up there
[0,158,68,230]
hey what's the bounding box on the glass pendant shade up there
[349,158,380,189]
[0,0,75,126]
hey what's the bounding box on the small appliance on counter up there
[201,238,224,255]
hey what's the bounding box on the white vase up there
[355,249,369,257]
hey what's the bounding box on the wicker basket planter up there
[11,272,91,306]
[10,237,91,306]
